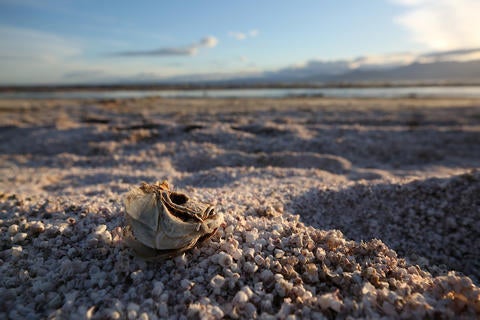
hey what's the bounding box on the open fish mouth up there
[124,180,223,258]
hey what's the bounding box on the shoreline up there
[1,81,480,93]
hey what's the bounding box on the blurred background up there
[0,0,479,96]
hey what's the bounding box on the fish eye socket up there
[170,192,188,205]
[208,208,216,217]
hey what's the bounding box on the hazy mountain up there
[322,60,480,83]
[258,48,480,84]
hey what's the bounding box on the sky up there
[0,0,479,84]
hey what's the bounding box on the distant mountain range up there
[164,48,480,85]
[315,60,480,83]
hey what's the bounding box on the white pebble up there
[13,232,28,243]
[224,225,234,236]
[245,231,258,243]
[274,249,285,258]
[109,310,121,319]
[232,290,248,306]
[29,221,45,233]
[254,254,265,266]
[210,274,226,289]
[210,306,224,318]
[127,310,137,320]
[138,312,149,320]
[242,286,254,298]
[217,252,233,267]
[244,248,255,259]
[99,230,112,243]
[8,224,19,235]
[318,292,342,312]
[127,303,139,320]
[95,224,107,233]
[11,245,23,257]
[243,262,258,274]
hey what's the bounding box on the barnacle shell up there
[124,181,223,258]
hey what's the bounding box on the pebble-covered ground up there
[0,97,479,319]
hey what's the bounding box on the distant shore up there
[1,81,480,93]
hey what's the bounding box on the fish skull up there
[124,181,223,258]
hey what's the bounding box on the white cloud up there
[115,36,218,57]
[228,29,259,40]
[199,36,218,48]
[349,52,418,69]
[228,32,246,40]
[393,0,480,50]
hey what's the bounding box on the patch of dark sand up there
[291,171,480,283]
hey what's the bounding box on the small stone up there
[244,261,258,274]
[210,306,224,318]
[109,310,121,320]
[210,274,226,290]
[274,249,284,258]
[254,254,265,266]
[224,225,234,236]
[233,290,248,306]
[11,245,23,257]
[127,302,140,312]
[127,303,140,320]
[130,270,144,284]
[318,292,342,312]
[218,252,233,267]
[8,224,19,235]
[13,232,28,243]
[260,269,274,282]
[28,221,45,234]
[181,279,194,290]
[95,224,107,233]
[138,312,149,320]
[152,281,164,297]
[245,231,258,243]
[244,247,255,259]
[127,310,137,320]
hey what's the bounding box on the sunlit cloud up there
[349,52,418,69]
[228,32,246,40]
[393,0,480,50]
[228,29,259,40]
[114,36,218,57]
[417,48,480,63]
[199,36,218,48]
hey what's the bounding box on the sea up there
[1,86,480,100]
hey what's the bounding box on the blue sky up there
[0,0,479,84]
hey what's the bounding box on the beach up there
[1,97,479,319]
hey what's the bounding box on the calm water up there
[2,86,480,99]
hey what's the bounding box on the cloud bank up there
[114,36,218,57]
[393,0,480,50]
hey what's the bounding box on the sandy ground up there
[0,97,479,319]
